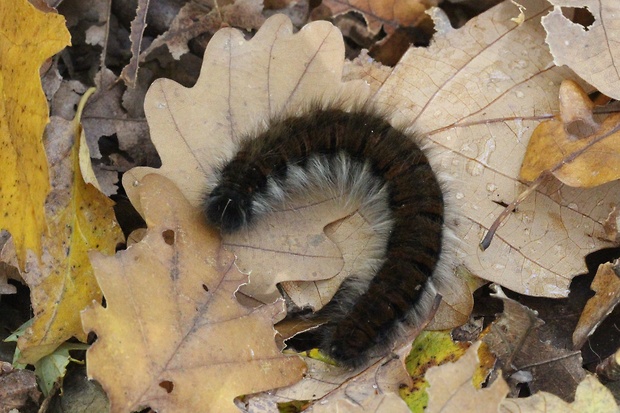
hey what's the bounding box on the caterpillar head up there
[204,185,254,232]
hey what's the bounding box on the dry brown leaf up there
[425,341,509,413]
[500,375,620,413]
[596,347,620,382]
[81,174,306,413]
[542,0,620,100]
[483,285,587,400]
[373,0,616,297]
[81,69,153,174]
[0,362,41,413]
[224,193,350,303]
[322,0,438,35]
[520,80,620,187]
[119,0,150,88]
[140,0,265,61]
[572,261,620,349]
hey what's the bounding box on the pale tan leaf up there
[500,375,620,413]
[425,342,509,413]
[81,174,305,413]
[542,0,620,100]
[125,14,369,211]
[373,0,614,297]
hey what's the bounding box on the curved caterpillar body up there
[204,107,446,367]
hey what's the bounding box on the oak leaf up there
[0,0,70,268]
[81,174,306,413]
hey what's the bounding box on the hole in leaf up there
[516,381,531,397]
[492,200,509,209]
[202,284,209,292]
[561,6,595,31]
[162,230,175,245]
[159,380,174,393]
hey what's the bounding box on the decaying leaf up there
[373,0,616,297]
[572,261,620,349]
[6,320,90,397]
[520,80,620,187]
[500,375,620,413]
[81,174,305,413]
[0,0,70,268]
[425,341,509,413]
[140,0,265,61]
[0,362,41,413]
[14,89,124,364]
[119,0,150,88]
[542,0,620,100]
[400,331,495,411]
[596,347,620,382]
[483,286,587,400]
[322,0,438,35]
[82,69,152,166]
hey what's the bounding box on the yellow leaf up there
[81,174,305,413]
[520,80,620,188]
[17,89,124,364]
[400,331,494,412]
[0,0,70,268]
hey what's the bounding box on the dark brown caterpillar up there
[204,107,445,367]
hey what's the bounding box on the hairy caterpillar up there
[203,106,449,367]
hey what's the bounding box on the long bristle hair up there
[203,104,450,368]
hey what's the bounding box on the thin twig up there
[480,120,620,250]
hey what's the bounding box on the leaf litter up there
[1,0,620,411]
